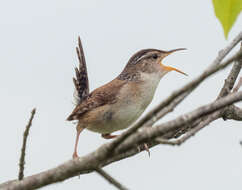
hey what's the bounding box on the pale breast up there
[86,72,161,134]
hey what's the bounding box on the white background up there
[0,0,242,189]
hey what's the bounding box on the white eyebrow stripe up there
[135,54,148,63]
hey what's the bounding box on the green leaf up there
[212,0,242,39]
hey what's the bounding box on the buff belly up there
[85,101,147,134]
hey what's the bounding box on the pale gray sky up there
[0,0,242,189]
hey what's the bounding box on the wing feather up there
[67,79,126,121]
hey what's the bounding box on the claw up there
[137,143,150,157]
[144,143,150,157]
[137,146,141,152]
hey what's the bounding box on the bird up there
[67,38,187,159]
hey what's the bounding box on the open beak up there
[160,48,188,76]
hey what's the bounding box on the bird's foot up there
[101,133,118,139]
[137,143,150,157]
[72,151,79,159]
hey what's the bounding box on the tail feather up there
[68,37,90,122]
[66,114,74,121]
[73,37,90,104]
[67,112,79,121]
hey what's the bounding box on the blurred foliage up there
[213,0,242,39]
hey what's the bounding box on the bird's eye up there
[152,54,158,59]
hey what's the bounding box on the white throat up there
[137,72,164,107]
[139,72,163,90]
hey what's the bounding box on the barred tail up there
[73,37,89,104]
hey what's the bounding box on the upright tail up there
[73,37,90,104]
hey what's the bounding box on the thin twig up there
[155,111,221,146]
[210,31,242,67]
[220,42,242,96]
[219,43,242,120]
[18,108,36,180]
[96,168,128,190]
[144,90,191,128]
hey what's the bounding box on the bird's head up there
[119,48,187,81]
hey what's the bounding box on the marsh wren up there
[67,38,187,158]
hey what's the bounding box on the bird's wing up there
[67,78,127,121]
[73,37,89,104]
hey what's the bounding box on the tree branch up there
[155,111,221,145]
[233,77,242,92]
[219,42,242,97]
[95,168,128,190]
[2,92,242,190]
[210,31,242,67]
[18,108,36,180]
[220,43,242,120]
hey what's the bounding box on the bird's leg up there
[101,133,118,139]
[137,143,150,157]
[73,127,84,159]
